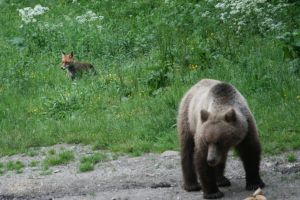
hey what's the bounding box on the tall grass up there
[0,0,299,156]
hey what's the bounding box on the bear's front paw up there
[183,183,201,191]
[246,179,265,190]
[217,176,231,187]
[203,191,224,199]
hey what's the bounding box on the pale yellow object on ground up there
[244,188,267,200]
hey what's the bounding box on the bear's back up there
[181,79,250,134]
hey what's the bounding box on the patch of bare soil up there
[0,144,299,200]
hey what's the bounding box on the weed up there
[79,153,108,172]
[79,162,94,172]
[26,148,39,157]
[48,149,56,155]
[6,161,25,172]
[40,169,52,176]
[0,162,4,175]
[287,154,297,163]
[43,151,74,168]
[29,160,39,167]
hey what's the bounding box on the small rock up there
[160,151,179,158]
[146,173,155,177]
[150,181,171,189]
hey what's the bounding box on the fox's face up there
[61,51,74,69]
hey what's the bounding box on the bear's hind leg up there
[181,134,201,191]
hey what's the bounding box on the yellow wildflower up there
[188,64,198,70]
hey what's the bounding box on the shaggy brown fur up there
[61,51,97,80]
[177,79,265,199]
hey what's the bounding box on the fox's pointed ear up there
[62,52,65,57]
[70,51,74,57]
[225,108,236,122]
[200,109,209,122]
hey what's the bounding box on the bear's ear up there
[200,109,209,122]
[225,108,236,123]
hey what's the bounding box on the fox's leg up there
[68,71,75,80]
[90,66,97,75]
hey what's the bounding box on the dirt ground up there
[0,144,299,200]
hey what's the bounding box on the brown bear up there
[177,79,265,199]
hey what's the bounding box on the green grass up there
[0,1,299,157]
[43,151,74,168]
[79,153,108,172]
[29,160,39,167]
[6,161,25,173]
[40,169,52,176]
[48,149,56,155]
[287,154,297,163]
[26,148,39,157]
[0,161,25,175]
[0,162,4,175]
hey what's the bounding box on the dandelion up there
[17,4,49,24]
[27,107,40,114]
[189,64,198,71]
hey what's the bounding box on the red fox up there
[61,51,97,80]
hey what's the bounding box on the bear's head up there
[197,108,244,167]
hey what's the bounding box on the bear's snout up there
[207,145,219,167]
[207,157,217,166]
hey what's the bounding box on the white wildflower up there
[75,10,104,24]
[96,25,103,31]
[211,0,286,33]
[64,15,72,21]
[229,9,238,15]
[201,11,210,18]
[17,4,49,24]
[75,16,87,24]
[237,21,245,26]
[215,3,225,9]
[220,13,226,21]
[33,4,49,15]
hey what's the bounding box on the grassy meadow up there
[0,0,299,157]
